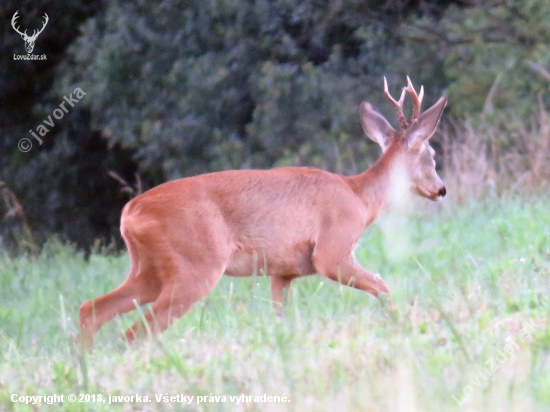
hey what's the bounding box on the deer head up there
[360,76,447,201]
[11,11,49,54]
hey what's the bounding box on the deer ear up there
[360,101,395,152]
[407,96,447,149]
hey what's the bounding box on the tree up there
[403,0,550,116]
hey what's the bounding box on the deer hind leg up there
[123,260,225,343]
[79,235,162,348]
[78,270,162,347]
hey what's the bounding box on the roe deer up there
[79,77,447,347]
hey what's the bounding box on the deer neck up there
[347,143,407,222]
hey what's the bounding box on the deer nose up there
[438,186,446,197]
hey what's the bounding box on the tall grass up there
[1,195,549,411]
[440,100,550,202]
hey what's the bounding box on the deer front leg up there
[314,254,393,310]
[270,275,296,312]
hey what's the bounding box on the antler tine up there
[383,77,408,129]
[11,10,19,27]
[28,13,49,40]
[404,75,424,122]
[11,11,27,37]
[42,13,49,28]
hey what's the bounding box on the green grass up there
[1,196,550,411]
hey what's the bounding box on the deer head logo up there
[11,11,49,54]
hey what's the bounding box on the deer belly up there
[224,241,315,277]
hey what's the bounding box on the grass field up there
[1,195,550,411]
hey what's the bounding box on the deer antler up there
[11,11,49,41]
[11,11,26,37]
[404,76,424,123]
[383,77,408,130]
[29,13,49,41]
